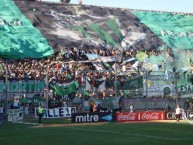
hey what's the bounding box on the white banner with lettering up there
[8,109,23,122]
[35,107,76,118]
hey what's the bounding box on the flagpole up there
[145,71,148,111]
[115,63,118,98]
[175,72,178,106]
[4,59,8,122]
[46,65,49,109]
[81,71,85,111]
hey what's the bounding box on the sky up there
[69,0,193,13]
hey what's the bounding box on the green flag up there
[74,81,79,87]
[19,98,31,103]
[84,90,89,96]
[54,85,65,96]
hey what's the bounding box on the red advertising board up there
[116,111,165,122]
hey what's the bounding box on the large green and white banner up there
[0,0,53,59]
[132,11,193,49]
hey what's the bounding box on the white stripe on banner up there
[165,69,168,80]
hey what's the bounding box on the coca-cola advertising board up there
[116,111,165,122]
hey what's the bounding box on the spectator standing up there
[164,103,171,119]
[89,104,93,113]
[93,104,97,112]
[96,104,101,112]
[164,103,171,113]
[13,98,20,109]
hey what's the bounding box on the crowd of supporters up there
[0,44,189,110]
[0,44,136,111]
[0,44,148,106]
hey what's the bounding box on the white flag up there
[165,69,169,80]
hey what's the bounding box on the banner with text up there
[0,79,45,93]
[35,107,76,118]
[72,112,113,123]
[116,111,165,122]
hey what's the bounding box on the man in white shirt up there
[122,64,126,73]
[129,103,135,113]
[13,98,20,109]
[175,105,182,123]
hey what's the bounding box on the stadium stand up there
[0,0,193,112]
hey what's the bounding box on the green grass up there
[0,120,193,145]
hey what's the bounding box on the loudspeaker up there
[65,0,71,3]
[61,0,71,3]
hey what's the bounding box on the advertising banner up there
[71,112,113,123]
[8,109,23,122]
[116,111,165,122]
[0,79,45,93]
[35,107,76,118]
[165,111,193,120]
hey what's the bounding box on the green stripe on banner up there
[73,26,91,38]
[89,23,117,47]
[105,19,123,41]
